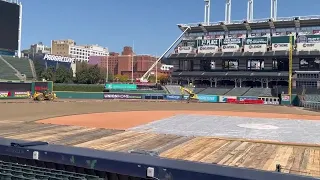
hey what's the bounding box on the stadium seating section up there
[0,58,17,80]
[305,95,320,102]
[165,85,277,97]
[0,56,35,80]
[0,160,103,180]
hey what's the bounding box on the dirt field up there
[1,101,320,178]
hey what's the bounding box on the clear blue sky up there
[19,0,320,55]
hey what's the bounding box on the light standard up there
[106,53,109,82]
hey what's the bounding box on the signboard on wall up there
[245,37,268,45]
[0,91,9,98]
[198,39,220,46]
[103,93,142,99]
[177,46,194,53]
[297,35,320,43]
[222,38,243,45]
[244,44,267,52]
[221,44,240,52]
[219,96,237,102]
[197,46,218,53]
[272,43,290,51]
[296,43,320,51]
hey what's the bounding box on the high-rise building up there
[51,39,108,62]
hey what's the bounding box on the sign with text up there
[245,37,268,45]
[296,43,320,51]
[43,54,75,63]
[297,35,320,43]
[272,43,290,51]
[165,94,182,100]
[177,46,194,53]
[221,44,240,52]
[0,91,9,98]
[244,44,267,52]
[103,93,142,99]
[197,46,218,53]
[222,38,243,45]
[197,94,218,103]
[237,96,258,101]
[219,96,237,102]
[197,39,220,46]
[14,91,30,98]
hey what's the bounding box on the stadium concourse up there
[1,100,320,178]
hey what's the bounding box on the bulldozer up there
[180,86,198,103]
[32,90,57,101]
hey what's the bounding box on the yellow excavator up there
[32,90,57,101]
[180,86,198,103]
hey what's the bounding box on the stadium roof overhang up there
[177,16,320,33]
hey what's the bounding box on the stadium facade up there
[0,0,22,57]
[167,0,320,94]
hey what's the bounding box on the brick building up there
[89,46,171,80]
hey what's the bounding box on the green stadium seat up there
[0,161,101,180]
[1,56,35,80]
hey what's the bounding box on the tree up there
[41,67,55,81]
[74,63,105,84]
[114,74,129,82]
[158,74,169,84]
[55,66,73,83]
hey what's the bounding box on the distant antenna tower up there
[247,0,253,21]
[225,0,231,24]
[204,0,210,25]
[270,0,277,20]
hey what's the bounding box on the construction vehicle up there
[180,86,198,103]
[32,90,57,101]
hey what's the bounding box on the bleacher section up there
[305,94,320,102]
[165,85,182,95]
[243,88,273,97]
[0,58,18,80]
[200,88,231,95]
[0,160,102,180]
[1,56,35,80]
[225,88,250,96]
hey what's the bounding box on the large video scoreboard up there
[0,0,20,51]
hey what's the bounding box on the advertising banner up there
[237,96,258,101]
[105,83,137,90]
[197,39,220,46]
[244,44,267,52]
[245,37,268,45]
[297,35,320,43]
[0,91,9,98]
[197,94,218,103]
[296,43,320,51]
[144,94,164,99]
[197,46,218,53]
[222,38,243,45]
[221,44,240,52]
[43,54,75,63]
[103,93,142,99]
[272,43,290,51]
[14,91,30,98]
[219,96,237,102]
[177,46,194,53]
[165,94,182,100]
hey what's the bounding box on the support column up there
[239,79,242,88]
[214,78,217,88]
[204,0,210,25]
[270,0,277,20]
[225,0,231,24]
[247,0,253,21]
[210,79,213,87]
[234,79,237,88]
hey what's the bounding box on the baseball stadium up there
[1,0,320,180]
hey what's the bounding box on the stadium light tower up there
[270,0,277,20]
[247,0,253,21]
[204,0,210,25]
[225,0,231,24]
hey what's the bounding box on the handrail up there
[0,137,317,180]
